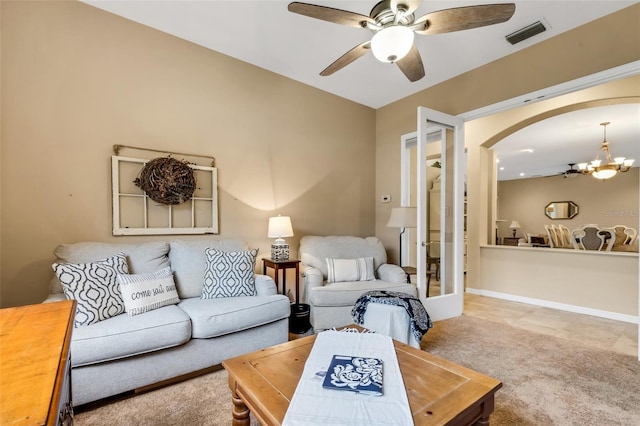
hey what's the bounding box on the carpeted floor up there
[75,314,640,425]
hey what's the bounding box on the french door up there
[401,107,465,320]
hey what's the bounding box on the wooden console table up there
[0,300,76,425]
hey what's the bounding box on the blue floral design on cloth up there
[322,355,383,396]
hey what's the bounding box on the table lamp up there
[386,207,417,266]
[268,215,294,260]
[509,220,521,238]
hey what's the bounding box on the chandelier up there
[577,122,634,180]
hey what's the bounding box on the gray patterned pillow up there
[52,253,128,327]
[117,267,180,315]
[201,248,258,298]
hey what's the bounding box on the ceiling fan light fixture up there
[371,25,414,63]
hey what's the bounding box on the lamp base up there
[271,242,290,261]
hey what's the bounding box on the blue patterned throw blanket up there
[351,290,433,343]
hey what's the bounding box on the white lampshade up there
[371,26,414,63]
[267,216,293,240]
[509,220,521,230]
[387,207,417,229]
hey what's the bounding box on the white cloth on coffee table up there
[282,329,413,426]
[362,303,420,348]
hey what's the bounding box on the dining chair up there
[571,225,614,251]
[545,225,559,248]
[426,241,440,282]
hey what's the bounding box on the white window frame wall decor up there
[112,155,218,235]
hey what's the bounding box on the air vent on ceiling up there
[505,21,547,45]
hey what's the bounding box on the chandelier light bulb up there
[371,26,415,63]
[592,168,617,180]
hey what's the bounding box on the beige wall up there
[0,1,376,307]
[466,77,640,291]
[479,246,638,318]
[2,2,640,308]
[497,168,639,240]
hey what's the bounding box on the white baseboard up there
[465,287,639,324]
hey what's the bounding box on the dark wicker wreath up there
[134,157,196,205]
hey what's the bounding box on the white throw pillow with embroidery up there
[326,257,375,283]
[117,267,180,315]
[52,253,128,327]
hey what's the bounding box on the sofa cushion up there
[178,295,290,339]
[71,304,191,367]
[299,236,388,279]
[117,267,180,315]
[53,253,128,327]
[326,257,375,283]
[169,239,247,298]
[51,241,171,293]
[308,280,417,307]
[202,248,258,298]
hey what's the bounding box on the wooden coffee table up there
[223,329,502,426]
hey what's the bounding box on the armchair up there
[299,236,417,331]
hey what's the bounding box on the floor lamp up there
[386,207,417,267]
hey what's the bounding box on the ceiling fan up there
[552,163,581,178]
[288,0,516,82]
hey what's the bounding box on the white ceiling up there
[492,103,640,181]
[82,0,639,179]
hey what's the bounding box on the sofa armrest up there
[43,293,67,303]
[255,274,278,296]
[376,263,407,284]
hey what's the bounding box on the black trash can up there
[289,303,311,334]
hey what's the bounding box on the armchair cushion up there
[326,257,375,283]
[309,280,417,307]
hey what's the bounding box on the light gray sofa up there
[299,236,417,331]
[44,238,290,407]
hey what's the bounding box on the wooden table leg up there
[473,395,495,425]
[229,378,250,426]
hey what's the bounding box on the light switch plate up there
[381,195,391,203]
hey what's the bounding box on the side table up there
[0,300,76,425]
[262,258,301,304]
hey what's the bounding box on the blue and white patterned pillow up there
[117,267,180,315]
[201,248,258,298]
[52,253,128,327]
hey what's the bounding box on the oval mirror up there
[545,201,579,220]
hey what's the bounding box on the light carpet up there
[75,314,640,425]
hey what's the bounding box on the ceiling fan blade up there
[414,3,516,35]
[390,0,422,15]
[320,41,372,76]
[288,2,375,28]
[396,43,425,82]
